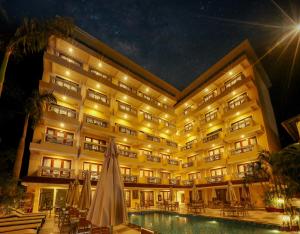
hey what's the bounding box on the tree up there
[0,16,74,96]
[13,91,56,179]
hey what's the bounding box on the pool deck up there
[39,207,297,234]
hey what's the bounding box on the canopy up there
[78,171,92,210]
[87,138,127,227]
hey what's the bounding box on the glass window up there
[205,109,218,122]
[45,128,74,146]
[228,93,248,109]
[211,167,227,176]
[140,169,153,177]
[203,89,218,103]
[231,116,252,131]
[120,167,131,175]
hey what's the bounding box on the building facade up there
[22,28,280,212]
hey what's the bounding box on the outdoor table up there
[0,219,43,227]
[0,223,41,233]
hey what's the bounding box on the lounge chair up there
[0,216,44,223]
[141,227,155,234]
[10,208,46,219]
[2,229,37,234]
[0,223,41,233]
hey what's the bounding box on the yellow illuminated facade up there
[23,28,280,212]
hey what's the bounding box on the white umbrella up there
[211,188,217,201]
[78,171,92,210]
[192,184,199,202]
[169,187,174,202]
[87,138,127,230]
[226,181,237,204]
[69,179,80,208]
[66,182,73,206]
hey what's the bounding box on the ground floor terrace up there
[22,177,267,213]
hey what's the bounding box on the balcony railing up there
[39,166,74,178]
[168,159,179,166]
[165,140,177,148]
[89,67,112,82]
[79,170,100,181]
[87,89,110,106]
[84,142,107,153]
[200,112,218,124]
[237,171,254,179]
[119,81,138,94]
[169,178,180,185]
[181,143,194,151]
[182,161,193,168]
[182,180,194,186]
[147,177,161,184]
[143,113,159,124]
[85,116,108,128]
[147,155,161,163]
[206,175,224,183]
[220,73,245,93]
[50,75,80,93]
[118,102,137,116]
[202,132,220,143]
[231,145,255,155]
[123,175,138,183]
[45,134,74,146]
[146,134,161,143]
[204,153,222,162]
[229,118,253,132]
[54,50,83,67]
[224,96,251,112]
[48,104,77,119]
[118,125,137,136]
[119,149,137,158]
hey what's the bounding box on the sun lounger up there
[10,208,46,218]
[0,223,41,233]
[141,228,155,234]
[2,229,37,234]
[0,219,43,227]
[0,216,44,223]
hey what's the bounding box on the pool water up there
[129,212,282,234]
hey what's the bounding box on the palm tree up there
[0,16,74,96]
[13,91,56,179]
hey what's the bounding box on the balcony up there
[229,144,259,164]
[144,134,161,144]
[146,155,161,163]
[44,104,79,129]
[169,178,180,185]
[206,175,224,183]
[165,140,178,149]
[39,78,81,102]
[199,112,222,129]
[119,149,137,158]
[168,159,179,166]
[81,141,107,158]
[116,102,138,120]
[115,125,138,142]
[204,153,222,162]
[123,175,138,183]
[159,120,177,133]
[30,133,77,157]
[202,132,221,143]
[140,112,160,126]
[231,144,256,155]
[79,170,100,181]
[147,176,161,184]
[182,180,193,186]
[82,115,112,136]
[225,120,264,142]
[200,132,223,149]
[85,89,110,110]
[223,96,259,118]
[89,67,112,83]
[54,49,83,67]
[182,161,194,168]
[38,166,75,179]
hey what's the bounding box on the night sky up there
[0,0,300,147]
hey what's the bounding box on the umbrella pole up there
[110,225,113,234]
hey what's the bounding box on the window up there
[42,157,71,178]
[56,51,82,67]
[118,144,137,158]
[208,147,224,157]
[234,137,257,149]
[160,172,170,179]
[159,153,170,160]
[230,116,252,132]
[203,129,221,143]
[89,68,111,81]
[146,134,160,142]
[84,137,106,152]
[49,104,76,118]
[52,76,79,92]
[86,116,108,128]
[159,191,170,201]
[183,106,192,115]
[140,169,153,177]
[205,109,218,122]
[203,89,218,103]
[118,101,137,115]
[211,167,227,177]
[87,89,110,105]
[237,162,258,176]
[183,139,197,150]
[120,167,131,175]
[188,155,196,162]
[142,150,152,156]
[228,93,248,109]
[119,82,136,93]
[188,172,201,180]
[45,128,74,146]
[83,162,102,180]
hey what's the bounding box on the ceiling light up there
[241,135,245,138]
[146,106,150,110]
[124,75,128,81]
[147,123,151,127]
[60,123,65,127]
[124,114,128,119]
[212,144,215,147]
[148,144,151,148]
[123,96,127,100]
[62,96,66,100]
[296,24,300,31]
[164,114,168,118]
[205,88,209,92]
[209,123,212,127]
[65,70,70,76]
[96,84,100,88]
[98,62,102,67]
[163,97,167,102]
[94,104,98,109]
[207,106,211,110]
[228,71,233,75]
[236,112,240,116]
[68,48,73,53]
[166,130,169,133]
[232,91,236,95]
[124,138,127,142]
[145,87,149,92]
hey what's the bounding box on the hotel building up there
[22,28,280,212]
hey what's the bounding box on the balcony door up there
[42,157,71,178]
[216,189,227,202]
[125,190,131,208]
[140,191,154,206]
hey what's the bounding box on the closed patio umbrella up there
[78,171,92,210]
[66,182,74,206]
[211,188,217,201]
[87,138,127,230]
[226,181,237,204]
[69,179,80,208]
[169,187,174,202]
[192,184,199,202]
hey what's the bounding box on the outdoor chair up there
[76,218,91,234]
[59,212,71,234]
[91,226,110,234]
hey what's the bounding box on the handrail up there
[204,153,222,162]
[231,144,255,155]
[48,104,77,119]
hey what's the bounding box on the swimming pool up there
[129,211,282,234]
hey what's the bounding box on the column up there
[32,185,40,213]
